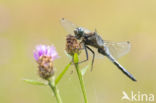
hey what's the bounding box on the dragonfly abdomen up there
[98,47,136,81]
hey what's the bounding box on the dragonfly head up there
[74,27,84,40]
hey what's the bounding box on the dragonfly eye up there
[74,28,84,39]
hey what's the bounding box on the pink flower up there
[33,44,59,61]
[33,44,59,79]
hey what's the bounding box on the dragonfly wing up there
[104,41,131,59]
[60,18,78,35]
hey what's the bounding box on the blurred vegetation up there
[0,0,156,103]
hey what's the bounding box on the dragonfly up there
[61,18,136,81]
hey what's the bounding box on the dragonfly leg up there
[74,44,95,71]
[70,45,88,66]
[78,45,89,64]
[85,45,95,71]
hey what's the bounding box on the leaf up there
[74,53,79,63]
[23,79,48,86]
[81,65,89,76]
[55,62,72,85]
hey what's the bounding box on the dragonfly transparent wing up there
[60,18,78,35]
[104,41,131,59]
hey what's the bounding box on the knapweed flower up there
[33,45,59,79]
[65,34,82,56]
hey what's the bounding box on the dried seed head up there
[65,34,81,56]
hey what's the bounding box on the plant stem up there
[48,79,62,103]
[55,62,72,85]
[74,63,88,103]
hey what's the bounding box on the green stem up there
[55,62,72,85]
[74,63,88,103]
[48,79,62,103]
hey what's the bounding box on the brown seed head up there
[37,55,54,79]
[65,34,81,56]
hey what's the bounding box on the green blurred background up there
[0,0,156,103]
